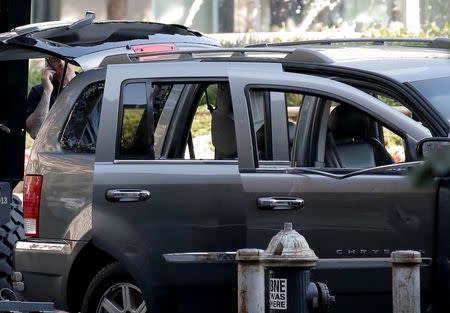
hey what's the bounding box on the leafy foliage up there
[191,104,212,137]
[28,60,42,92]
[218,23,450,48]
[363,22,450,38]
[192,85,218,137]
[120,107,145,149]
[423,22,450,38]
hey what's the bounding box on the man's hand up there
[41,67,56,93]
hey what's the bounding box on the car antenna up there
[67,11,95,30]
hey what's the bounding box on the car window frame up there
[283,64,448,137]
[243,84,325,167]
[226,68,431,172]
[241,85,430,171]
[60,80,105,153]
[116,78,154,160]
[160,79,237,162]
[115,77,243,164]
[242,85,405,169]
[99,62,430,172]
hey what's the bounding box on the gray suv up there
[10,33,450,313]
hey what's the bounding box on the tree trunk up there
[398,0,421,34]
[234,0,262,32]
[270,0,293,28]
[107,0,128,20]
[297,0,339,32]
[185,0,204,28]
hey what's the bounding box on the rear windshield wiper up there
[0,123,11,134]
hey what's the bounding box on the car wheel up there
[0,196,25,289]
[81,262,147,313]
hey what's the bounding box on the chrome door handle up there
[257,197,304,210]
[105,189,151,202]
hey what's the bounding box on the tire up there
[0,196,25,289]
[81,262,147,313]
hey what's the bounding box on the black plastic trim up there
[281,62,449,136]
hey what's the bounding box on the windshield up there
[411,76,450,121]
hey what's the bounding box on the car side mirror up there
[417,137,450,159]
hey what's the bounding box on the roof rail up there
[285,48,333,63]
[100,47,334,67]
[247,38,450,49]
[430,38,450,49]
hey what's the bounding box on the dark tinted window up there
[122,82,147,105]
[118,82,177,160]
[61,81,104,152]
[120,105,149,157]
[411,76,450,121]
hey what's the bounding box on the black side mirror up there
[417,137,450,159]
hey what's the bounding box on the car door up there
[227,70,436,313]
[92,61,286,313]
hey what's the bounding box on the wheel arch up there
[66,241,116,313]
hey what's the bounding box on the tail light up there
[131,44,177,61]
[23,175,43,237]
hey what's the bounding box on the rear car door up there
[93,61,284,313]
[227,70,436,313]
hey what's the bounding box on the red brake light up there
[131,44,177,61]
[23,175,43,238]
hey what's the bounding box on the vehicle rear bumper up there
[13,240,74,310]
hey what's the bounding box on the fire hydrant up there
[261,222,334,313]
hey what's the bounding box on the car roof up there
[246,39,450,83]
[0,12,220,69]
[298,45,450,83]
[99,44,450,83]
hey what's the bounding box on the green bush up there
[28,60,42,92]
[424,22,450,37]
[121,107,145,149]
[363,22,450,39]
[218,24,450,48]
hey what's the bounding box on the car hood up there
[0,12,220,69]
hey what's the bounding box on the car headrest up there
[211,84,237,158]
[329,104,370,140]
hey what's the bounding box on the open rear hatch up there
[0,12,220,69]
[0,12,219,183]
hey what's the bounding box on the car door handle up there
[257,197,304,210]
[105,189,151,202]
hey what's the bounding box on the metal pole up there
[236,249,265,313]
[391,250,422,313]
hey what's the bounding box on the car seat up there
[211,84,265,159]
[211,84,238,159]
[325,104,393,168]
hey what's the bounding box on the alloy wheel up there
[96,282,147,313]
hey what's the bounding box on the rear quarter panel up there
[27,68,105,240]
